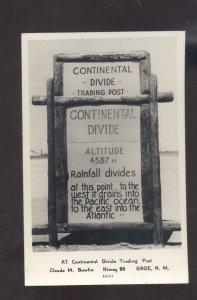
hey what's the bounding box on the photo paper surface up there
[22,31,188,285]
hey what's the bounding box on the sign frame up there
[32,51,180,247]
[54,51,153,227]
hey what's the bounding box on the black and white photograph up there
[22,32,188,285]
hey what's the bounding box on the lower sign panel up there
[66,105,143,224]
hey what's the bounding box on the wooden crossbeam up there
[54,51,147,63]
[32,221,181,235]
[32,92,173,106]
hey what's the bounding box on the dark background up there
[0,0,197,299]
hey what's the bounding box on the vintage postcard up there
[22,31,188,285]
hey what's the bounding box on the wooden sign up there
[64,61,143,224]
[63,61,140,98]
[62,58,144,225]
[67,105,143,224]
[53,52,152,229]
[32,51,175,246]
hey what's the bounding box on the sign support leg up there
[150,74,163,245]
[47,78,58,247]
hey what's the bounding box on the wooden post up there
[47,78,58,247]
[140,53,154,223]
[150,74,163,245]
[54,60,68,223]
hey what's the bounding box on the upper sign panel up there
[63,62,140,98]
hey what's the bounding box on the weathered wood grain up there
[32,92,174,106]
[141,104,154,223]
[47,78,58,247]
[32,221,181,235]
[54,62,63,96]
[140,53,154,223]
[55,107,68,223]
[53,57,69,224]
[150,74,163,245]
[139,52,151,94]
[54,51,148,63]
